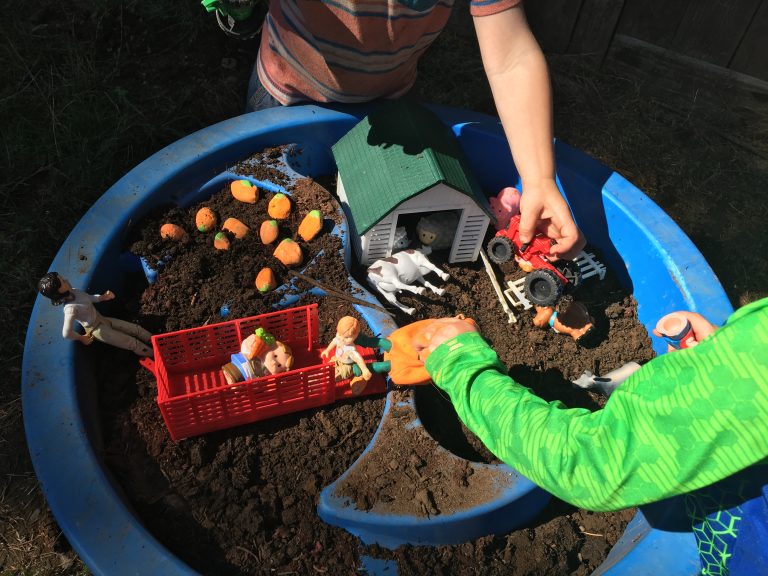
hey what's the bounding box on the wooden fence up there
[524,0,768,83]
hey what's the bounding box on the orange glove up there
[385,316,477,386]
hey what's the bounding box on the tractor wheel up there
[557,260,582,290]
[487,236,515,264]
[525,269,563,307]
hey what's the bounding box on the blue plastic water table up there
[22,104,733,575]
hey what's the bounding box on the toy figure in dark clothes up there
[221,327,294,385]
[532,297,595,342]
[37,272,153,357]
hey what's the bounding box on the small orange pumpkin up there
[268,193,291,220]
[255,267,277,293]
[195,207,217,233]
[160,223,188,242]
[259,219,279,244]
[230,179,258,204]
[213,232,230,250]
[298,210,323,242]
[273,238,303,267]
[222,217,249,239]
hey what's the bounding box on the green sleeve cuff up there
[425,331,502,385]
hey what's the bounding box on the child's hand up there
[519,179,585,260]
[412,317,478,363]
[653,311,716,353]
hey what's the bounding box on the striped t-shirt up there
[257,0,522,105]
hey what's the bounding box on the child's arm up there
[473,5,584,259]
[425,299,768,511]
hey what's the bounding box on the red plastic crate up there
[141,304,386,440]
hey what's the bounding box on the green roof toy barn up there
[332,100,492,265]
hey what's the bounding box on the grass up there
[1,1,253,572]
[2,0,767,573]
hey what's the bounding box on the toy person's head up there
[335,316,361,345]
[263,341,293,374]
[38,272,72,306]
[417,224,437,246]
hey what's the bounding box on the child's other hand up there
[519,179,585,260]
[99,290,116,302]
[412,317,478,363]
[652,311,717,352]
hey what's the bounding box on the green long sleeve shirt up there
[425,298,768,512]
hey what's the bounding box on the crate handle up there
[139,356,156,375]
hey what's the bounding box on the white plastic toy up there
[416,212,458,251]
[366,247,450,315]
[392,226,411,251]
[572,362,642,396]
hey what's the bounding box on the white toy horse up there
[367,247,450,315]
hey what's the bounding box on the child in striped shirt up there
[247,0,585,260]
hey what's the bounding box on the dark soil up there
[101,147,653,575]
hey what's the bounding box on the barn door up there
[450,209,490,263]
[363,216,396,264]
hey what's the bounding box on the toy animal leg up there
[419,262,449,281]
[389,278,426,295]
[419,280,445,295]
[378,289,415,315]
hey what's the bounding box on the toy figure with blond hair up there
[321,316,375,394]
[221,327,293,385]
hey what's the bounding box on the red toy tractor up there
[486,214,581,307]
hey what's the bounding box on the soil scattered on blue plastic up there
[101,147,650,575]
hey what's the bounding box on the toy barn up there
[332,100,493,266]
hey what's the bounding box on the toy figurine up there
[327,314,477,395]
[655,312,698,349]
[37,272,153,357]
[489,186,521,231]
[320,316,374,385]
[366,247,450,315]
[416,211,458,251]
[392,226,411,251]
[221,327,294,384]
[532,298,594,342]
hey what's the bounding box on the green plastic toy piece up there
[254,327,276,347]
[201,0,253,21]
